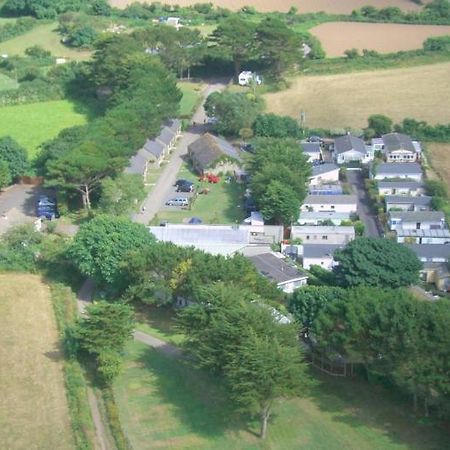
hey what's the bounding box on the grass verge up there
[178,81,204,118]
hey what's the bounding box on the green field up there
[0,22,91,60]
[0,99,88,156]
[115,340,450,450]
[0,72,18,91]
[178,81,204,118]
[152,164,246,225]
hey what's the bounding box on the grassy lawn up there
[264,62,450,130]
[115,340,449,450]
[0,99,88,157]
[178,81,204,118]
[0,22,91,60]
[152,163,246,225]
[0,72,18,91]
[135,305,185,345]
[0,273,74,449]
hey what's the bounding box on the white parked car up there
[238,71,262,86]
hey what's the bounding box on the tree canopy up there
[0,136,29,181]
[333,238,422,288]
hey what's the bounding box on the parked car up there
[37,206,60,220]
[175,179,193,187]
[176,183,194,193]
[165,197,189,207]
[307,135,323,143]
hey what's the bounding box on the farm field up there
[109,0,425,13]
[0,99,88,157]
[0,274,74,449]
[311,22,450,57]
[0,22,91,60]
[426,143,450,190]
[264,62,450,130]
[115,340,450,450]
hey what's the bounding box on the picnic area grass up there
[0,22,91,60]
[0,72,18,91]
[178,81,204,118]
[0,99,88,157]
[135,305,185,345]
[152,163,246,225]
[115,340,450,450]
[0,273,74,449]
[264,62,450,130]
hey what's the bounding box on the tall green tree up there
[69,215,154,288]
[333,238,422,288]
[252,113,301,138]
[261,180,299,225]
[210,16,257,79]
[367,114,393,136]
[0,136,29,180]
[0,160,11,189]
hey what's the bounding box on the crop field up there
[0,274,74,449]
[311,22,450,57]
[110,0,425,13]
[0,99,88,157]
[264,62,450,130]
[114,340,450,450]
[426,143,450,191]
[0,22,91,60]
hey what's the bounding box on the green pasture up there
[0,99,88,157]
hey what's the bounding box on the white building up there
[301,244,344,270]
[396,228,450,245]
[385,195,431,212]
[309,163,340,187]
[238,71,262,86]
[377,181,425,197]
[333,135,372,164]
[389,211,446,232]
[301,142,322,162]
[298,211,351,226]
[372,162,423,182]
[382,133,420,163]
[291,226,355,245]
[301,195,357,214]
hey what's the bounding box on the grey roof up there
[166,118,181,133]
[188,133,241,171]
[397,228,450,238]
[304,194,357,205]
[390,211,445,222]
[292,226,355,236]
[382,133,415,153]
[125,148,150,175]
[301,142,321,153]
[303,244,344,258]
[385,195,431,205]
[376,162,422,175]
[143,139,165,158]
[299,211,351,220]
[378,180,423,189]
[249,253,308,284]
[311,163,339,177]
[405,244,450,260]
[157,126,176,146]
[334,135,366,155]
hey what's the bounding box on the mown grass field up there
[0,99,88,157]
[0,72,18,91]
[0,273,74,449]
[110,0,425,13]
[0,22,91,60]
[115,340,450,450]
[152,163,246,225]
[178,81,204,118]
[311,22,450,57]
[426,142,450,190]
[264,62,450,130]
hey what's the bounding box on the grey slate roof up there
[378,181,423,189]
[311,163,339,177]
[334,135,366,155]
[390,211,445,222]
[157,126,176,146]
[303,244,344,258]
[188,133,241,171]
[143,139,165,158]
[376,162,422,175]
[166,118,181,134]
[125,148,151,175]
[382,133,415,153]
[304,194,357,205]
[406,244,450,260]
[301,142,321,153]
[385,195,431,206]
[397,228,450,238]
[249,253,308,284]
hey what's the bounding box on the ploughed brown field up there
[264,62,450,130]
[109,0,425,13]
[311,22,450,57]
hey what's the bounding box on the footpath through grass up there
[115,339,450,450]
[0,99,88,157]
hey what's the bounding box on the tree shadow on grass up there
[222,180,246,223]
[308,369,450,450]
[137,347,243,440]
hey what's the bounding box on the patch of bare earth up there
[109,0,425,13]
[264,62,450,130]
[311,22,450,57]
[0,274,74,449]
